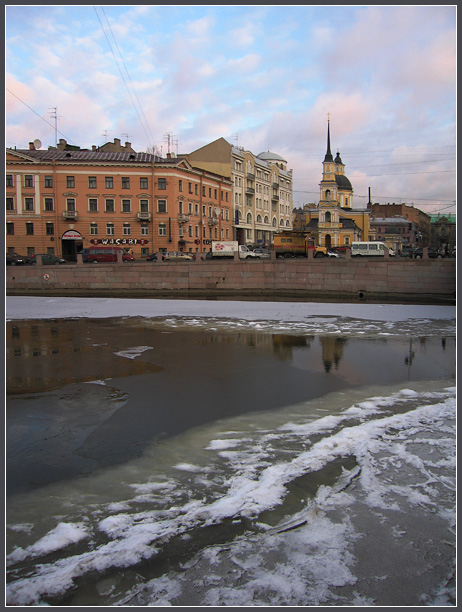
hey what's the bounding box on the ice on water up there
[5,297,456,606]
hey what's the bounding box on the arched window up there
[246,213,252,224]
[286,220,290,227]
[264,215,269,224]
[272,217,277,227]
[325,189,331,200]
[257,214,262,223]
[325,211,331,222]
[280,219,284,226]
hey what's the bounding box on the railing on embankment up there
[5,257,456,304]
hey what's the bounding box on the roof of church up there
[335,174,352,191]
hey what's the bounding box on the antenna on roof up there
[102,130,108,143]
[48,107,58,147]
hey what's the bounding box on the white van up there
[351,242,395,257]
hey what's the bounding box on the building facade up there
[292,121,370,247]
[6,141,233,260]
[184,138,293,247]
[430,213,456,253]
[368,202,431,248]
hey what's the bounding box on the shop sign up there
[62,230,82,240]
[90,238,149,245]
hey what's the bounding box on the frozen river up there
[5,297,456,606]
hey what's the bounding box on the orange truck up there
[273,233,328,258]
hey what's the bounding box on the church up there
[293,120,371,248]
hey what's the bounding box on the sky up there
[5,4,456,214]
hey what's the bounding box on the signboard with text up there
[90,238,149,245]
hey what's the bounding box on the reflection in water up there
[320,337,348,373]
[6,320,163,394]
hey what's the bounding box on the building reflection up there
[6,320,162,394]
[320,337,347,373]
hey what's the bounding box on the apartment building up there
[5,141,233,260]
[184,138,293,247]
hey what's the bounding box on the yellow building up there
[293,120,371,248]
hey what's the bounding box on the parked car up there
[330,245,350,254]
[413,247,444,259]
[146,252,160,261]
[252,248,271,259]
[326,250,341,258]
[28,254,66,265]
[162,251,193,261]
[86,246,134,263]
[6,253,29,265]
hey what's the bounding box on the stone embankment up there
[6,253,456,304]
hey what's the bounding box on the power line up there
[6,88,76,145]
[94,6,156,148]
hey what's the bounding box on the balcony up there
[245,187,255,195]
[208,217,218,226]
[272,182,279,189]
[246,172,255,181]
[137,211,152,221]
[178,214,190,223]
[63,210,78,220]
[271,194,279,201]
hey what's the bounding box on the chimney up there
[29,142,35,150]
[92,145,97,151]
[114,138,121,146]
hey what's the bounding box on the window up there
[6,197,14,211]
[189,182,193,194]
[105,199,115,212]
[106,223,115,235]
[105,177,113,189]
[46,222,54,235]
[195,184,198,195]
[66,198,76,211]
[157,200,167,213]
[44,198,54,211]
[195,203,199,215]
[179,180,183,192]
[122,199,131,213]
[89,198,98,212]
[26,222,34,235]
[24,175,34,187]
[44,176,53,188]
[140,177,148,189]
[158,178,166,190]
[140,199,149,212]
[214,189,217,199]
[141,224,149,236]
[188,202,192,214]
[202,187,206,197]
[88,176,97,188]
[188,225,192,237]
[179,201,183,214]
[123,223,131,236]
[159,223,167,236]
[209,188,212,198]
[90,223,98,235]
[122,177,130,189]
[6,175,13,187]
[6,222,14,235]
[66,176,75,188]
[24,198,34,211]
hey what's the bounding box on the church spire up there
[323,115,333,163]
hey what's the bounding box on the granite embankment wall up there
[6,257,456,304]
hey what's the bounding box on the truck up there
[273,232,328,258]
[211,241,260,259]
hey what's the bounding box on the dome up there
[335,174,352,191]
[257,151,287,163]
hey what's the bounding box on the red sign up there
[62,230,82,240]
[90,238,149,245]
